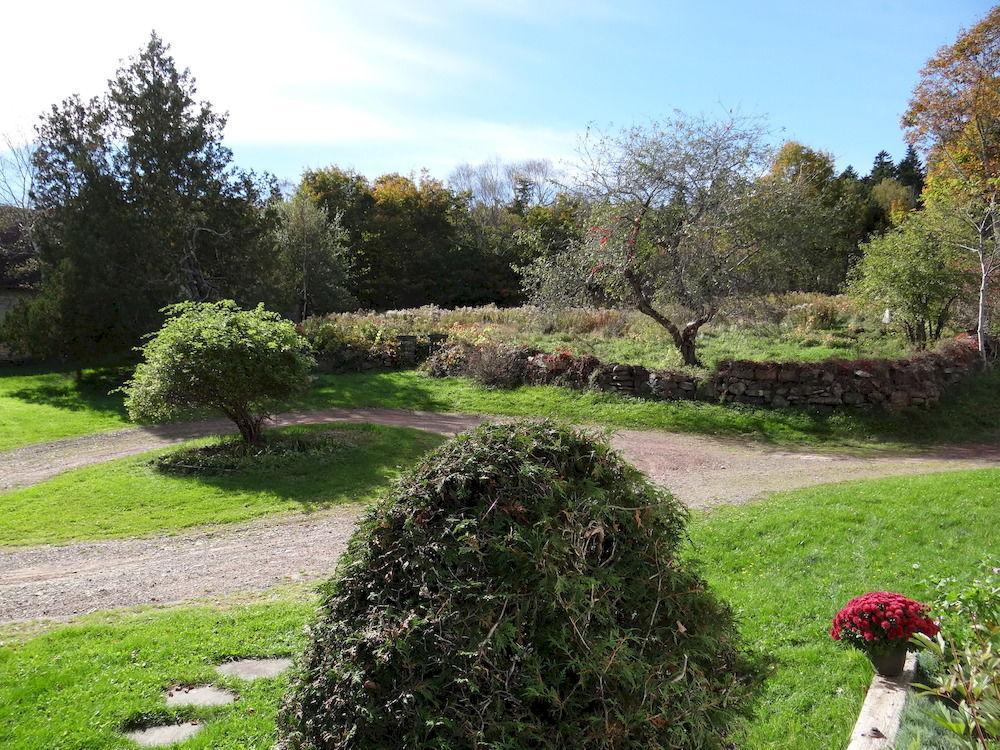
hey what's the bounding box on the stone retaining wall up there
[420,331,984,412]
[527,335,983,411]
[712,337,982,409]
[592,364,701,400]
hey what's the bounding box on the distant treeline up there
[0,32,922,366]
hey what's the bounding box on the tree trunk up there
[624,271,710,368]
[656,320,706,367]
[978,259,990,362]
[677,328,701,367]
[638,308,707,367]
[233,411,264,446]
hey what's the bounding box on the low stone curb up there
[846,651,918,750]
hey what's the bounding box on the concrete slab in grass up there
[216,657,292,681]
[124,722,202,746]
[165,685,237,707]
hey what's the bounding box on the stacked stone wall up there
[711,337,982,409]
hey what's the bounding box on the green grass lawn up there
[3,361,999,454]
[1,468,996,749]
[0,365,132,450]
[0,594,316,750]
[523,324,907,371]
[0,424,443,547]
[687,468,1000,750]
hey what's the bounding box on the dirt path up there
[0,508,359,624]
[2,408,999,624]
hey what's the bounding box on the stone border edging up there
[846,651,918,750]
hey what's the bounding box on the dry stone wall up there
[412,332,982,412]
[524,336,983,411]
[591,364,701,400]
[711,337,982,410]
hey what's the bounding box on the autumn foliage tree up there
[904,5,1000,359]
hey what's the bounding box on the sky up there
[1,0,996,186]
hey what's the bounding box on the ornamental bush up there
[124,301,315,444]
[831,592,939,654]
[279,421,759,750]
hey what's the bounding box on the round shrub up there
[279,421,758,750]
[124,301,315,445]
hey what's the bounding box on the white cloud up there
[1,1,489,133]
[1,0,583,179]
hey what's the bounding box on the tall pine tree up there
[4,33,278,365]
[867,150,897,183]
[895,145,925,195]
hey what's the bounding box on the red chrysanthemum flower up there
[831,592,938,653]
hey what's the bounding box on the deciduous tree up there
[523,113,818,366]
[848,210,971,348]
[903,5,1000,359]
[273,189,355,322]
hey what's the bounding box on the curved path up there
[2,408,999,624]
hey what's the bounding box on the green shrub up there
[912,561,1000,745]
[124,301,314,444]
[279,421,759,750]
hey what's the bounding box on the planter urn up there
[869,645,908,678]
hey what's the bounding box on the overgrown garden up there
[2,5,1000,750]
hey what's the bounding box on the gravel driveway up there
[2,408,998,624]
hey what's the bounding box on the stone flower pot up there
[868,645,908,678]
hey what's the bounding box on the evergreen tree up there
[839,165,860,181]
[3,33,277,364]
[868,150,897,184]
[896,145,926,195]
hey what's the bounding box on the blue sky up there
[2,1,996,185]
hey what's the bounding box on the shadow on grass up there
[300,366,1000,450]
[2,365,130,417]
[152,425,444,514]
[841,365,1000,447]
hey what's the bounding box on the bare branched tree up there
[0,133,37,211]
[522,112,822,366]
[449,157,560,217]
[0,134,41,286]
